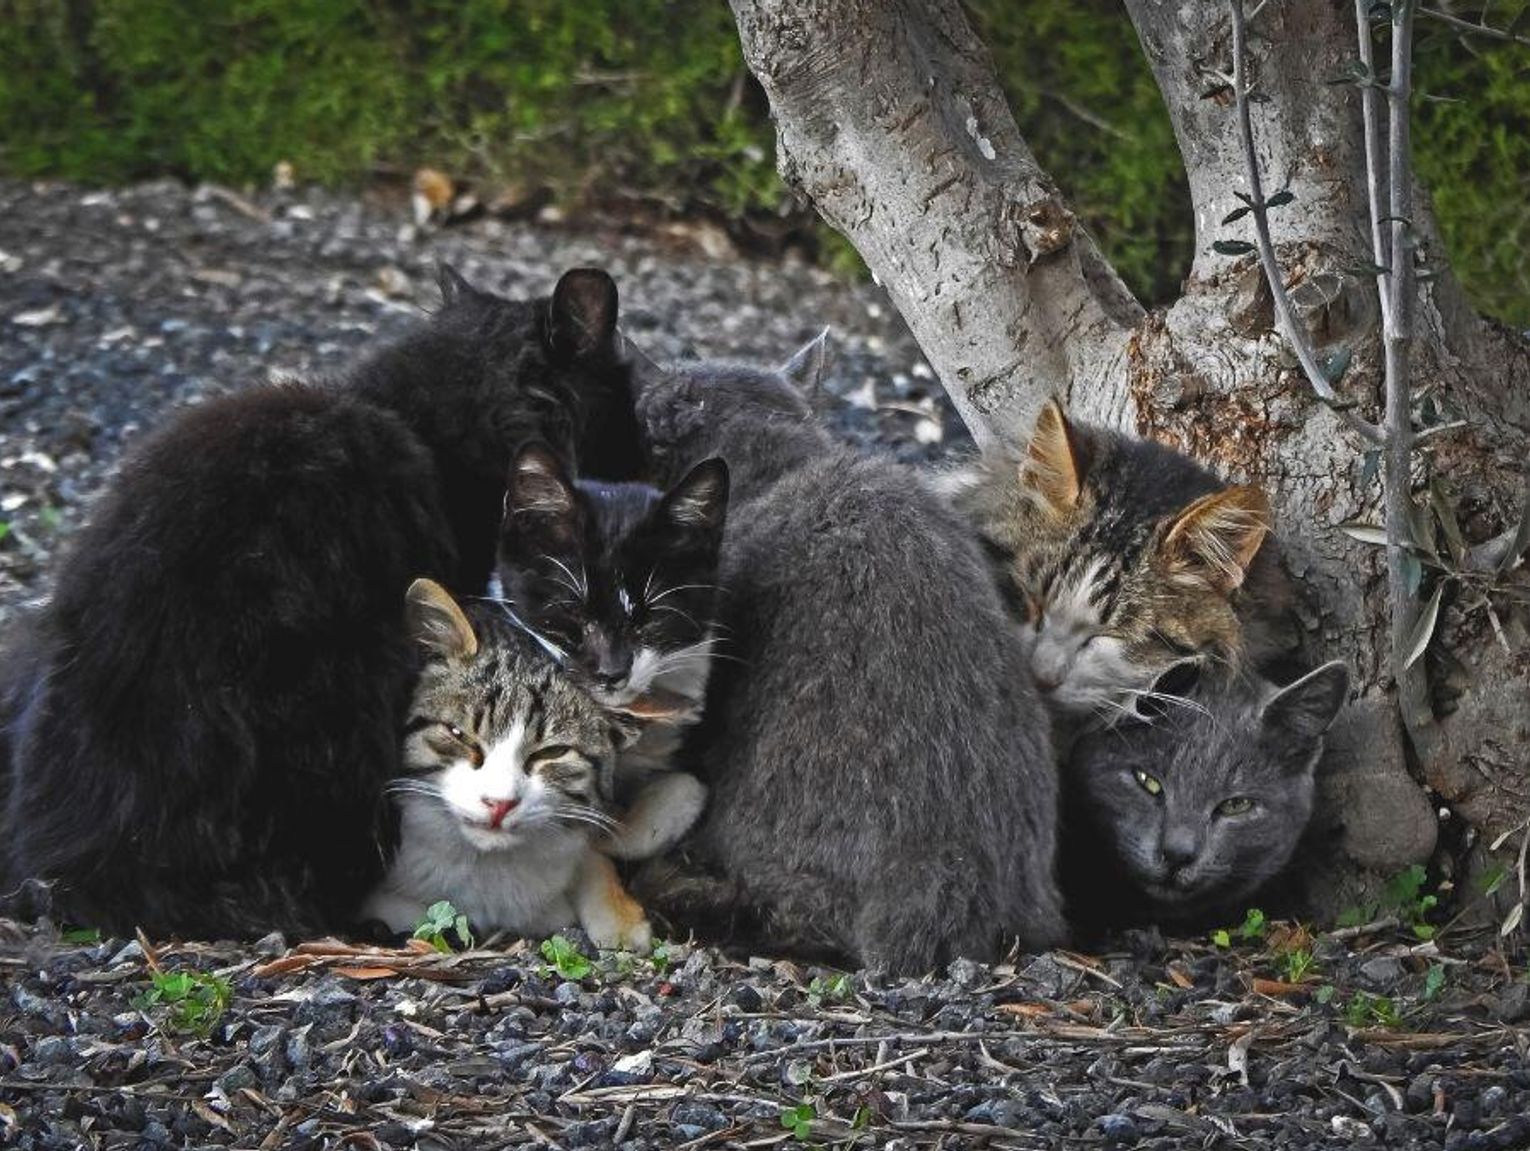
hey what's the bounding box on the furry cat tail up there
[631,856,848,966]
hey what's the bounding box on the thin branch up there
[1381,0,1436,741]
[1228,0,1385,445]
[1355,0,1393,332]
[1418,4,1530,46]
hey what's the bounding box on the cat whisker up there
[544,557,588,601]
[1121,688,1212,718]
[648,583,720,606]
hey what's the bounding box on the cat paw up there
[586,912,653,953]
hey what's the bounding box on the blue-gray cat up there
[628,335,1066,973]
[1062,660,1348,932]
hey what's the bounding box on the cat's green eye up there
[1134,769,1163,797]
[1217,796,1255,816]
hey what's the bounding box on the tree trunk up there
[731,0,1530,906]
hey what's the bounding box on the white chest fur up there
[363,796,589,936]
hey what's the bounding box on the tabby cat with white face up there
[1063,660,1348,929]
[363,579,654,949]
[948,400,1298,720]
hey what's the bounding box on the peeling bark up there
[731,0,1530,896]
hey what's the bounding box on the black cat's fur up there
[627,339,1067,974]
[0,267,635,939]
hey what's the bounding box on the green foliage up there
[413,900,474,952]
[0,522,10,543]
[0,1,1522,319]
[1336,864,1441,939]
[779,1101,816,1140]
[806,973,852,1007]
[1424,963,1448,1001]
[540,934,592,980]
[61,926,101,945]
[1344,990,1402,1028]
[649,940,671,976]
[1211,907,1268,948]
[132,968,232,1036]
[1281,948,1318,984]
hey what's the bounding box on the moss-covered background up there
[1,0,1525,324]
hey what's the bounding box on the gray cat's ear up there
[1161,484,1271,593]
[1261,661,1349,744]
[406,578,479,662]
[617,328,666,394]
[1022,398,1088,516]
[436,264,479,307]
[780,328,830,393]
[660,458,729,533]
[548,268,619,360]
[1132,659,1203,722]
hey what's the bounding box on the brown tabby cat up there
[946,399,1298,720]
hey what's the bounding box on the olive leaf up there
[1403,582,1445,670]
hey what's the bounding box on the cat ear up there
[436,264,479,307]
[780,328,830,393]
[1021,398,1088,516]
[1132,659,1204,722]
[1161,485,1271,593]
[405,578,479,662]
[504,441,580,529]
[659,458,729,534]
[618,328,666,394]
[548,268,619,360]
[1261,661,1349,745]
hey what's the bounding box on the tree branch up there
[1418,4,1530,47]
[1355,0,1393,333]
[1228,0,1385,445]
[728,0,1143,445]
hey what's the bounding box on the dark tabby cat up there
[364,580,652,948]
[629,335,1067,974]
[1063,660,1348,931]
[947,400,1299,719]
[0,267,634,938]
[495,442,729,859]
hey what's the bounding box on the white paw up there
[586,912,653,953]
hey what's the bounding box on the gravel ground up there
[1,180,1527,1150]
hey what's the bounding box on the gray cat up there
[1062,660,1349,932]
[628,335,1067,973]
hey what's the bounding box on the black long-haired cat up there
[0,267,635,939]
[627,337,1067,974]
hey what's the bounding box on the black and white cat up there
[0,267,636,939]
[494,442,728,861]
[627,336,1068,973]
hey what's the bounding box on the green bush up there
[0,1,1523,323]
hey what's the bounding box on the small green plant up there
[0,521,10,543]
[413,900,474,952]
[540,934,593,980]
[132,969,232,1036]
[60,926,101,945]
[38,505,61,532]
[1315,984,1336,1005]
[1334,865,1440,939]
[806,973,852,1007]
[1280,948,1318,984]
[1477,863,1509,898]
[650,940,671,976]
[780,1101,816,1140]
[1424,963,1448,1001]
[1344,991,1402,1029]
[1211,907,1267,948]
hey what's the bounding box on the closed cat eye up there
[525,743,577,766]
[1133,769,1163,797]
[428,722,484,767]
[1217,796,1256,816]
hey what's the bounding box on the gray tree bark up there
[731,0,1530,905]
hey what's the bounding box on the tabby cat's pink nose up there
[483,797,519,828]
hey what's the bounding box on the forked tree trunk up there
[729,0,1530,910]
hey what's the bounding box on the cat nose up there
[1162,831,1199,870]
[482,797,519,829]
[1033,669,1061,693]
[593,651,632,688]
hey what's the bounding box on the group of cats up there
[0,267,1349,974]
